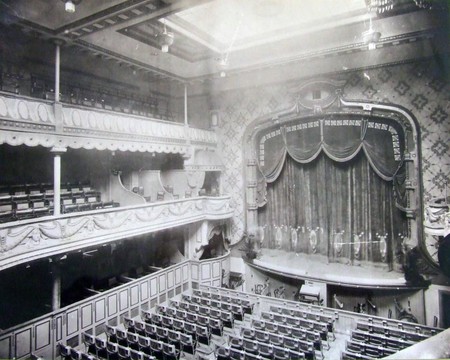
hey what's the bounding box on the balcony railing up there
[0,196,234,271]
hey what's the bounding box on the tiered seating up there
[342,317,443,359]
[0,182,120,222]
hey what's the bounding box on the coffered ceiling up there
[0,0,448,90]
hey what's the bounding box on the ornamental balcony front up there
[0,196,234,271]
[0,91,218,153]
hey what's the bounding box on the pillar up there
[50,259,61,311]
[55,42,60,102]
[51,147,67,216]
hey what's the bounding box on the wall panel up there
[35,320,51,350]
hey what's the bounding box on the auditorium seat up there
[180,332,196,355]
[149,338,163,359]
[216,346,230,360]
[0,200,14,223]
[162,342,180,360]
[81,333,96,355]
[59,343,72,360]
[117,344,131,359]
[107,341,119,360]
[95,336,107,358]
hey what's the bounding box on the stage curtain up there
[255,117,406,211]
[257,153,408,266]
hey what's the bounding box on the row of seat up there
[192,289,255,314]
[239,326,315,360]
[121,317,197,353]
[147,307,218,343]
[170,299,237,326]
[144,308,215,346]
[269,304,335,326]
[104,325,182,359]
[188,291,255,315]
[0,182,119,222]
[61,339,157,360]
[356,320,434,341]
[250,318,323,355]
[260,311,329,340]
[227,333,306,360]
[180,294,245,321]
[0,182,91,197]
[359,315,441,337]
[351,328,415,349]
[340,350,373,360]
[345,339,396,359]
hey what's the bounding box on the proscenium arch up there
[243,96,426,266]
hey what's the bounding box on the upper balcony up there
[0,91,217,154]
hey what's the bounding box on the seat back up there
[116,328,127,340]
[118,345,130,359]
[124,317,135,330]
[127,331,138,344]
[82,332,95,346]
[59,343,71,357]
[106,341,118,353]
[130,349,144,360]
[106,324,117,338]
[145,323,157,337]
[95,337,106,349]
[149,339,163,352]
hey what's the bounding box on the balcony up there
[0,196,234,271]
[0,91,217,153]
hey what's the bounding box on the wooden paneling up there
[66,309,79,336]
[35,320,51,350]
[107,294,117,317]
[81,304,93,329]
[95,299,106,322]
[140,281,149,301]
[15,328,32,359]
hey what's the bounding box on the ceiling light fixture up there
[157,20,174,53]
[61,0,82,13]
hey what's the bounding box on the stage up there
[250,248,424,289]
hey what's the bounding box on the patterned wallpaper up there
[215,59,450,244]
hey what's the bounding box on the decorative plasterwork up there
[0,196,234,271]
[0,93,218,153]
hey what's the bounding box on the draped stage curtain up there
[255,117,408,267]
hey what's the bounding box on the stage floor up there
[253,248,411,288]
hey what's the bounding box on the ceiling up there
[0,0,448,91]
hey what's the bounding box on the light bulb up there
[161,44,169,53]
[65,0,75,13]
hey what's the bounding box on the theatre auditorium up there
[0,0,449,359]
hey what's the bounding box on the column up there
[55,42,61,103]
[50,259,61,311]
[51,147,67,216]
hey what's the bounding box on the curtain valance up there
[256,118,405,184]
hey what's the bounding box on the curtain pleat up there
[257,153,408,267]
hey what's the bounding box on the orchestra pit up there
[0,0,450,359]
